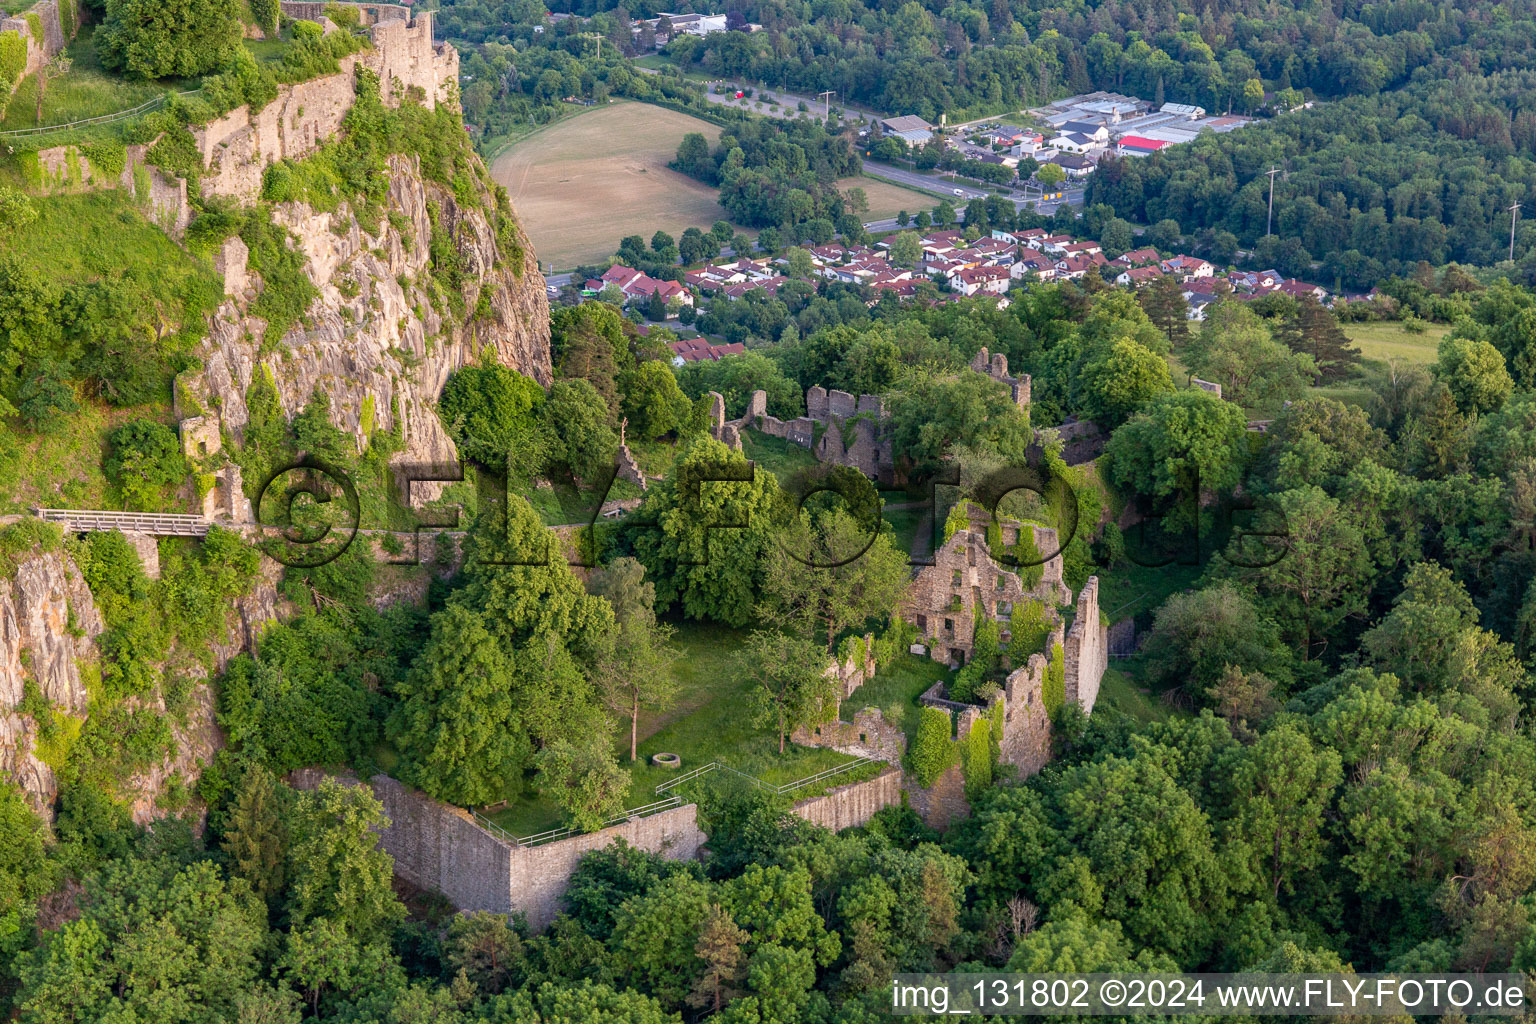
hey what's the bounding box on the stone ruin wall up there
[1,0,73,91]
[969,347,1031,409]
[732,387,893,481]
[1063,575,1106,714]
[903,515,1070,667]
[196,8,457,202]
[790,767,902,831]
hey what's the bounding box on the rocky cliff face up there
[0,553,102,816]
[189,152,551,477]
[0,548,285,821]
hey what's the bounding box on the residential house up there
[1011,250,1055,279]
[1278,279,1328,301]
[1060,240,1102,257]
[1041,234,1077,256]
[954,265,1011,296]
[1053,256,1099,280]
[669,338,745,365]
[1116,265,1163,287]
[1015,228,1050,249]
[1228,268,1281,292]
[1161,254,1214,281]
[1110,247,1161,268]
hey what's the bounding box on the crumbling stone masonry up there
[733,387,895,482]
[0,0,75,96]
[1063,576,1107,713]
[902,508,1070,666]
[969,347,1031,409]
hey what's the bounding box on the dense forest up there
[1089,69,1536,290]
[11,267,1536,1019]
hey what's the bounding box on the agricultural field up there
[834,175,939,219]
[490,101,735,270]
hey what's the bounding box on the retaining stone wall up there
[290,770,706,930]
[791,767,902,831]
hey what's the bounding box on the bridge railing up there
[35,509,211,536]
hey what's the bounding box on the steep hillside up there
[0,7,551,821]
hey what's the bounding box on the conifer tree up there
[688,904,748,1013]
[1140,273,1189,347]
[1276,297,1361,380]
[223,764,288,907]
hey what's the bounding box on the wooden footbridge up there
[34,509,214,537]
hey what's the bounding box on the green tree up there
[1185,301,1316,406]
[1077,339,1174,428]
[223,764,289,906]
[104,419,186,510]
[389,604,531,807]
[888,231,922,267]
[1221,722,1343,900]
[885,369,1031,469]
[610,872,715,1009]
[444,911,526,996]
[759,501,910,654]
[535,735,630,831]
[285,778,405,935]
[1217,486,1374,659]
[1139,584,1292,703]
[99,0,243,78]
[622,361,690,441]
[544,378,619,482]
[1138,272,1190,347]
[1435,335,1512,417]
[689,904,749,1013]
[1036,163,1066,188]
[1275,297,1361,381]
[625,437,781,625]
[1105,389,1249,533]
[588,557,679,762]
[741,629,834,753]
[439,364,550,478]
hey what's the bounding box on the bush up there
[438,364,550,478]
[104,420,187,510]
[962,719,992,798]
[909,706,955,787]
[1042,642,1065,714]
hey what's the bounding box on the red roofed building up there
[954,265,1011,296]
[668,339,747,365]
[1117,136,1171,155]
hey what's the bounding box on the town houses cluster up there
[589,225,1334,343]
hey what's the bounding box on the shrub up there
[104,420,187,510]
[962,719,992,798]
[1042,641,1065,714]
[909,706,955,787]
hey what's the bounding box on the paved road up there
[634,65,875,123]
[862,160,1087,216]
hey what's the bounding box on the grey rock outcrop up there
[0,552,104,815]
[189,153,551,486]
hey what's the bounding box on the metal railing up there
[0,89,202,139]
[36,508,211,536]
[474,794,684,849]
[655,756,877,798]
[469,756,878,849]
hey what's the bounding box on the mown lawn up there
[484,618,874,839]
[741,428,817,483]
[1343,319,1447,365]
